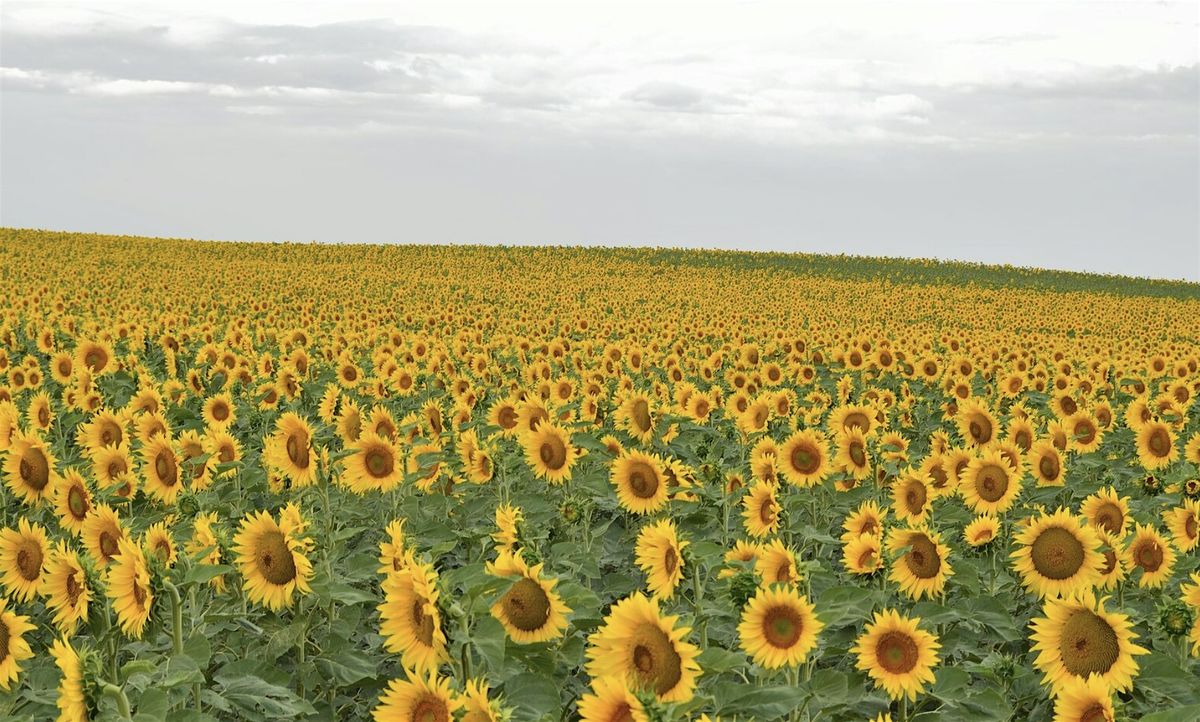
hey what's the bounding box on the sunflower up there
[829,404,877,436]
[52,637,88,722]
[585,593,701,703]
[961,449,1022,515]
[232,505,314,610]
[143,522,178,566]
[1185,431,1200,465]
[635,519,688,599]
[3,431,57,504]
[467,447,495,484]
[0,402,18,452]
[778,429,830,487]
[578,677,648,722]
[44,542,90,633]
[1030,440,1065,487]
[27,391,53,433]
[1080,487,1129,537]
[834,428,873,480]
[964,515,1000,547]
[141,436,182,504]
[53,469,92,536]
[91,442,134,489]
[1051,673,1114,722]
[521,422,579,484]
[887,526,953,600]
[0,598,34,690]
[738,585,823,669]
[611,451,669,515]
[1064,412,1103,454]
[956,400,997,447]
[379,556,447,672]
[264,413,318,487]
[615,393,656,443]
[373,670,462,722]
[202,392,236,429]
[741,480,780,538]
[490,557,571,644]
[1029,591,1148,694]
[408,442,444,493]
[106,536,152,638]
[205,428,242,471]
[81,504,126,567]
[1163,499,1200,552]
[842,500,887,541]
[1011,508,1104,599]
[487,396,521,436]
[460,678,504,722]
[842,533,884,575]
[1123,523,1175,589]
[852,609,941,701]
[756,539,801,585]
[74,339,114,375]
[1135,420,1177,470]
[1093,529,1127,591]
[0,518,50,601]
[891,470,932,524]
[344,432,404,492]
[491,505,522,552]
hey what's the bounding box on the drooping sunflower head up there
[379,558,446,672]
[634,519,688,600]
[44,542,91,634]
[52,636,88,722]
[852,608,941,701]
[585,593,701,703]
[106,536,153,639]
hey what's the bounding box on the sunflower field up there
[0,228,1199,722]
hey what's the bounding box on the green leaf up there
[697,646,746,674]
[503,672,561,716]
[314,651,376,686]
[1141,704,1200,722]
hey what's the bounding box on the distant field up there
[0,227,1197,722]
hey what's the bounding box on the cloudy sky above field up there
[2,1,1198,281]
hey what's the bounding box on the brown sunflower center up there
[1058,609,1120,677]
[1185,515,1198,540]
[99,530,120,560]
[155,451,178,486]
[903,481,927,515]
[903,535,941,579]
[0,616,9,662]
[928,463,948,489]
[1074,421,1096,445]
[1039,454,1061,481]
[1079,704,1111,722]
[255,530,297,586]
[65,570,82,605]
[975,464,1009,503]
[411,598,435,646]
[1133,539,1163,572]
[212,403,229,421]
[626,462,660,499]
[663,547,678,575]
[1015,430,1032,452]
[629,622,683,696]
[16,541,43,581]
[409,694,449,722]
[875,631,919,674]
[790,444,820,475]
[631,399,652,433]
[18,448,50,491]
[538,435,567,471]
[1030,526,1086,580]
[67,485,89,519]
[844,412,870,432]
[1093,503,1123,535]
[849,442,867,467]
[759,498,776,525]
[968,415,992,445]
[285,431,310,468]
[1147,428,1171,457]
[364,447,393,478]
[500,577,552,632]
[762,604,804,649]
[858,548,877,567]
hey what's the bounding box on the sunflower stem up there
[899,695,909,722]
[102,683,133,720]
[165,581,184,655]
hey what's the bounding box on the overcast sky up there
[2,0,1197,281]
